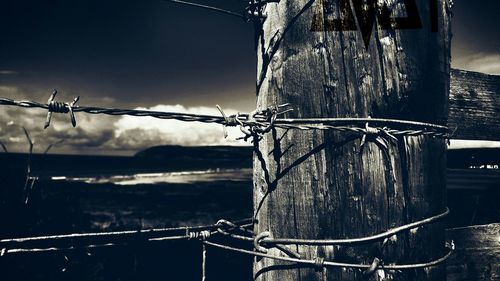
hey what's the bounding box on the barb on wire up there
[0,218,253,256]
[217,103,292,141]
[21,127,38,204]
[44,89,80,129]
[359,121,398,153]
[237,103,292,141]
[0,96,449,140]
[205,240,453,270]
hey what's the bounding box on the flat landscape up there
[0,146,254,281]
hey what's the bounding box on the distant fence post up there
[253,0,452,281]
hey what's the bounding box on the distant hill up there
[0,145,253,178]
[134,145,253,170]
[2,145,498,178]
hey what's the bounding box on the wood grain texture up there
[449,69,500,141]
[446,224,500,281]
[253,0,451,280]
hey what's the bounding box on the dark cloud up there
[0,0,256,110]
[451,0,500,56]
[0,0,498,154]
[0,1,496,108]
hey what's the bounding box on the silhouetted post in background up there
[253,0,452,280]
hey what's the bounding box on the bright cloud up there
[112,105,247,150]
[0,70,18,75]
[453,53,500,75]
[0,86,248,155]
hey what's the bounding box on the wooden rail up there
[450,69,500,141]
[446,223,500,281]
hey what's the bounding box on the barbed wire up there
[211,207,453,275]
[0,0,455,275]
[204,240,453,271]
[207,207,453,274]
[0,92,453,277]
[0,218,253,255]
[0,220,453,275]
[0,93,449,142]
[0,208,453,275]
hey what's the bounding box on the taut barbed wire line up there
[0,218,253,255]
[0,92,449,142]
[0,209,455,280]
[0,217,454,274]
[0,209,453,269]
[212,207,453,275]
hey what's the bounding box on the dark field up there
[0,147,498,281]
[0,177,255,281]
[0,148,255,281]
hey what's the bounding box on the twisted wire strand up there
[3,243,126,255]
[0,98,449,137]
[1,226,202,245]
[0,211,453,271]
[204,240,453,270]
[1,236,193,255]
[0,218,253,255]
[216,229,254,242]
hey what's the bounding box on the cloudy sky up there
[0,0,499,155]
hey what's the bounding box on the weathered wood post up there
[253,0,452,280]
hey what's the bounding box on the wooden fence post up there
[253,1,452,281]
